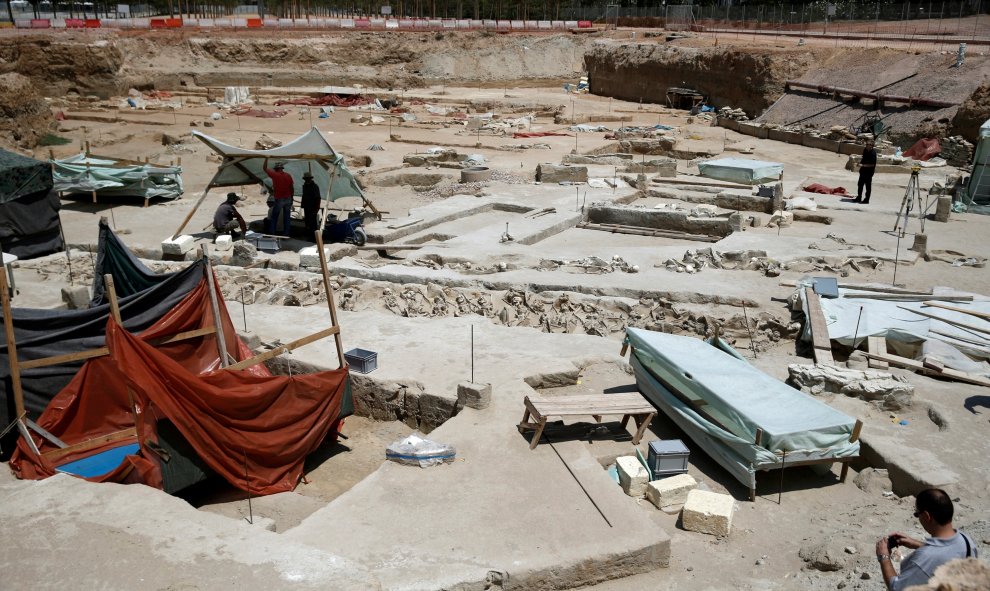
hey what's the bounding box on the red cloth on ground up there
[264,167,294,199]
[274,94,372,107]
[903,138,941,162]
[803,183,849,195]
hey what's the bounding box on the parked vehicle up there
[322,211,367,246]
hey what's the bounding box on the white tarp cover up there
[964,118,990,207]
[698,157,784,185]
[52,154,183,200]
[626,327,859,490]
[193,128,365,203]
[797,281,990,377]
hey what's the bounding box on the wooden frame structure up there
[518,393,656,450]
[2,230,347,468]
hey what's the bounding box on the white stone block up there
[682,489,735,537]
[616,456,649,498]
[161,234,195,255]
[214,234,233,252]
[646,473,697,508]
[299,245,330,268]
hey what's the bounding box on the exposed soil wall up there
[585,42,813,115]
[0,73,55,149]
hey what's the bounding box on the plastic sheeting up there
[10,279,351,495]
[626,328,859,490]
[90,219,178,306]
[0,149,63,259]
[193,127,365,203]
[697,158,784,185]
[52,154,183,201]
[966,119,990,208]
[796,281,990,377]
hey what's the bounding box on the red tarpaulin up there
[803,183,849,195]
[903,137,941,162]
[274,94,374,107]
[11,276,348,496]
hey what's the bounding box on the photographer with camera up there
[876,488,978,590]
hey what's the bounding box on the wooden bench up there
[518,393,657,450]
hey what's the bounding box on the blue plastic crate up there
[345,348,378,374]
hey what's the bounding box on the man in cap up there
[300,171,322,238]
[263,157,294,237]
[213,192,247,239]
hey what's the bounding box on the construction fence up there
[9,16,594,30]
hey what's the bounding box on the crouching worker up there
[876,488,978,590]
[213,192,247,240]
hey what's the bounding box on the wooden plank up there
[201,247,230,368]
[804,287,835,366]
[924,301,990,321]
[315,233,347,369]
[24,418,67,449]
[104,275,122,324]
[923,357,945,372]
[43,428,137,464]
[19,326,217,370]
[844,294,973,302]
[861,351,990,387]
[840,419,864,482]
[897,306,990,336]
[867,336,889,370]
[0,267,25,418]
[225,325,341,371]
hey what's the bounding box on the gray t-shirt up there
[891,531,978,591]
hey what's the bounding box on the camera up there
[887,535,899,549]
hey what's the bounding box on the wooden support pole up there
[202,246,230,367]
[172,186,212,240]
[19,327,216,371]
[0,267,25,419]
[104,274,122,324]
[923,301,990,321]
[839,419,864,482]
[226,326,340,371]
[315,232,347,369]
[897,306,990,336]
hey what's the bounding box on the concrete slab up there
[241,305,671,590]
[0,474,379,590]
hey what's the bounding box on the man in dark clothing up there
[213,192,247,239]
[263,158,294,236]
[855,140,877,204]
[300,171,322,238]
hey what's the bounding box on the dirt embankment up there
[585,42,813,116]
[0,31,591,98]
[0,73,54,149]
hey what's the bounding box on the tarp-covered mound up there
[698,158,784,185]
[626,327,859,491]
[0,258,204,430]
[11,281,350,495]
[52,154,183,201]
[0,148,64,259]
[90,218,179,306]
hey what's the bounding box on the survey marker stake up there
[243,450,253,525]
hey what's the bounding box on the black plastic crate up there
[647,439,690,479]
[344,348,378,374]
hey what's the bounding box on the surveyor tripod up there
[893,166,925,236]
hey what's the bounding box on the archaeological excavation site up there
[2,6,990,591]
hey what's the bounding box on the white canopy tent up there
[172,127,378,239]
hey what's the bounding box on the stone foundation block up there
[646,473,697,508]
[161,234,195,255]
[299,245,331,268]
[61,286,90,310]
[682,489,734,536]
[214,234,233,252]
[935,195,952,222]
[616,456,649,497]
[536,163,588,183]
[456,381,491,410]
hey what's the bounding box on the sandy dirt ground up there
[1,27,989,591]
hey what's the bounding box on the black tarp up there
[90,219,179,306]
[0,258,206,433]
[0,149,64,259]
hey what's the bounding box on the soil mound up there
[0,73,54,149]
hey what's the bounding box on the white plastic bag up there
[386,433,456,468]
[786,196,818,211]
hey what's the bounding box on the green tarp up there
[0,149,53,202]
[52,154,183,201]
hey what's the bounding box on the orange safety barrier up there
[577,20,592,28]
[31,19,51,28]
[149,18,167,28]
[165,18,182,27]
[84,18,101,28]
[65,18,86,28]
[246,17,262,27]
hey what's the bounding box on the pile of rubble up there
[939,135,974,167]
[717,106,749,122]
